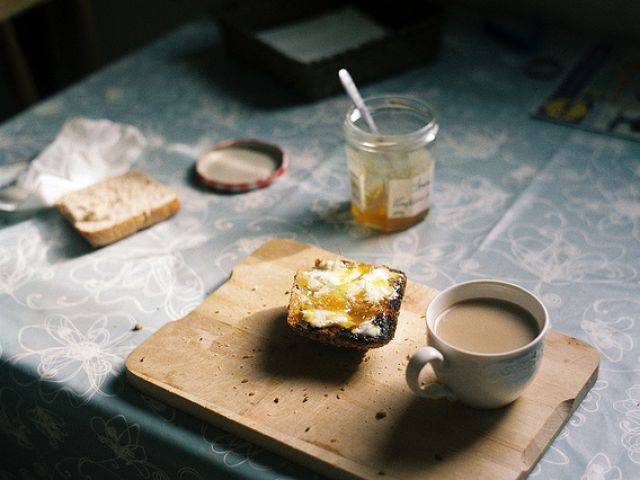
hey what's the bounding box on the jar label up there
[387,169,433,218]
[349,169,366,211]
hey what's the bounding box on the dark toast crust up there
[286,260,407,349]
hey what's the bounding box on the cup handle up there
[406,346,456,401]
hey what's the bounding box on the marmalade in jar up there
[344,96,438,232]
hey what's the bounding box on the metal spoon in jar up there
[338,68,379,134]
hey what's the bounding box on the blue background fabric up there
[1,14,638,479]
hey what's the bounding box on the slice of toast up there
[55,171,180,247]
[287,259,407,349]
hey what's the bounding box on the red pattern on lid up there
[196,139,288,193]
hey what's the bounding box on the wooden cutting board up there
[125,238,600,480]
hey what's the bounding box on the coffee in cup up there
[435,298,539,354]
[406,280,549,409]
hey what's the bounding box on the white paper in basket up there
[0,118,146,212]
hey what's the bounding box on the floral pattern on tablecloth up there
[1,14,639,480]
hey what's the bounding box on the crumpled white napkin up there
[0,118,146,212]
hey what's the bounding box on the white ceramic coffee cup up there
[406,279,549,409]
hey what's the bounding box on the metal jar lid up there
[196,139,287,192]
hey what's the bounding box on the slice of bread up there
[55,171,180,247]
[287,259,407,349]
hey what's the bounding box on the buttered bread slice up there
[287,259,407,349]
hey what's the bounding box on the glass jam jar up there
[344,95,439,231]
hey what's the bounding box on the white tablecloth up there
[1,13,638,480]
